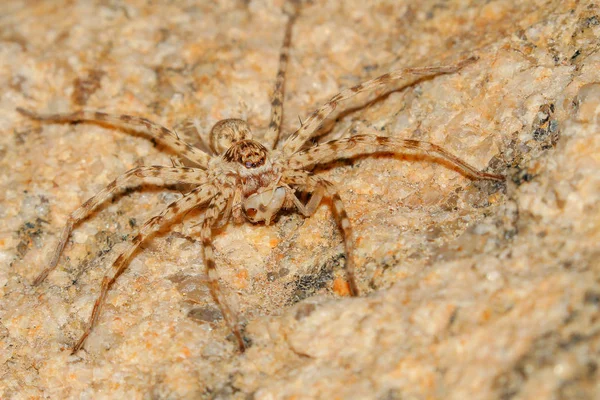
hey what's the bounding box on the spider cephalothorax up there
[223,139,269,170]
[220,136,287,225]
[17,0,504,354]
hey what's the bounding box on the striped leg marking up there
[34,166,208,285]
[72,185,216,353]
[263,1,300,150]
[288,134,504,181]
[16,108,212,168]
[198,190,247,351]
[282,57,478,156]
[284,171,360,296]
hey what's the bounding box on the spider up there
[17,2,503,354]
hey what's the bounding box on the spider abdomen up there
[210,118,253,154]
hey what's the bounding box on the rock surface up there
[1,0,599,399]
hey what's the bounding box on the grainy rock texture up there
[1,0,599,399]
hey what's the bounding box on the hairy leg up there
[263,0,300,150]
[287,133,504,181]
[72,185,216,353]
[284,184,326,217]
[17,108,212,168]
[198,190,248,351]
[34,166,208,285]
[284,171,359,296]
[282,57,477,155]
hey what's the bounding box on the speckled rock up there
[1,0,599,399]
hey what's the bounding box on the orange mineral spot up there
[234,269,249,289]
[333,278,351,296]
[480,308,491,322]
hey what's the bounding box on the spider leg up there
[198,190,247,351]
[222,186,244,226]
[282,57,478,156]
[284,183,326,217]
[72,185,216,353]
[284,171,360,296]
[263,0,300,150]
[34,166,208,286]
[288,134,504,181]
[173,117,214,155]
[16,108,211,168]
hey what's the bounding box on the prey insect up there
[18,2,503,354]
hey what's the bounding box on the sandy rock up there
[1,0,599,398]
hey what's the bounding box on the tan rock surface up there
[1,0,599,398]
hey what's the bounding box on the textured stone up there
[1,0,599,399]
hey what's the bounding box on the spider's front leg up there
[72,185,215,353]
[282,57,478,156]
[288,134,504,181]
[16,107,211,167]
[33,166,208,285]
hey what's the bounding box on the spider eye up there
[245,161,255,168]
[246,208,257,218]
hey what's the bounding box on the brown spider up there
[17,2,503,354]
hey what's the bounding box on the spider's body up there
[205,119,289,225]
[17,2,504,354]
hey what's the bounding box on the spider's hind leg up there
[262,0,301,150]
